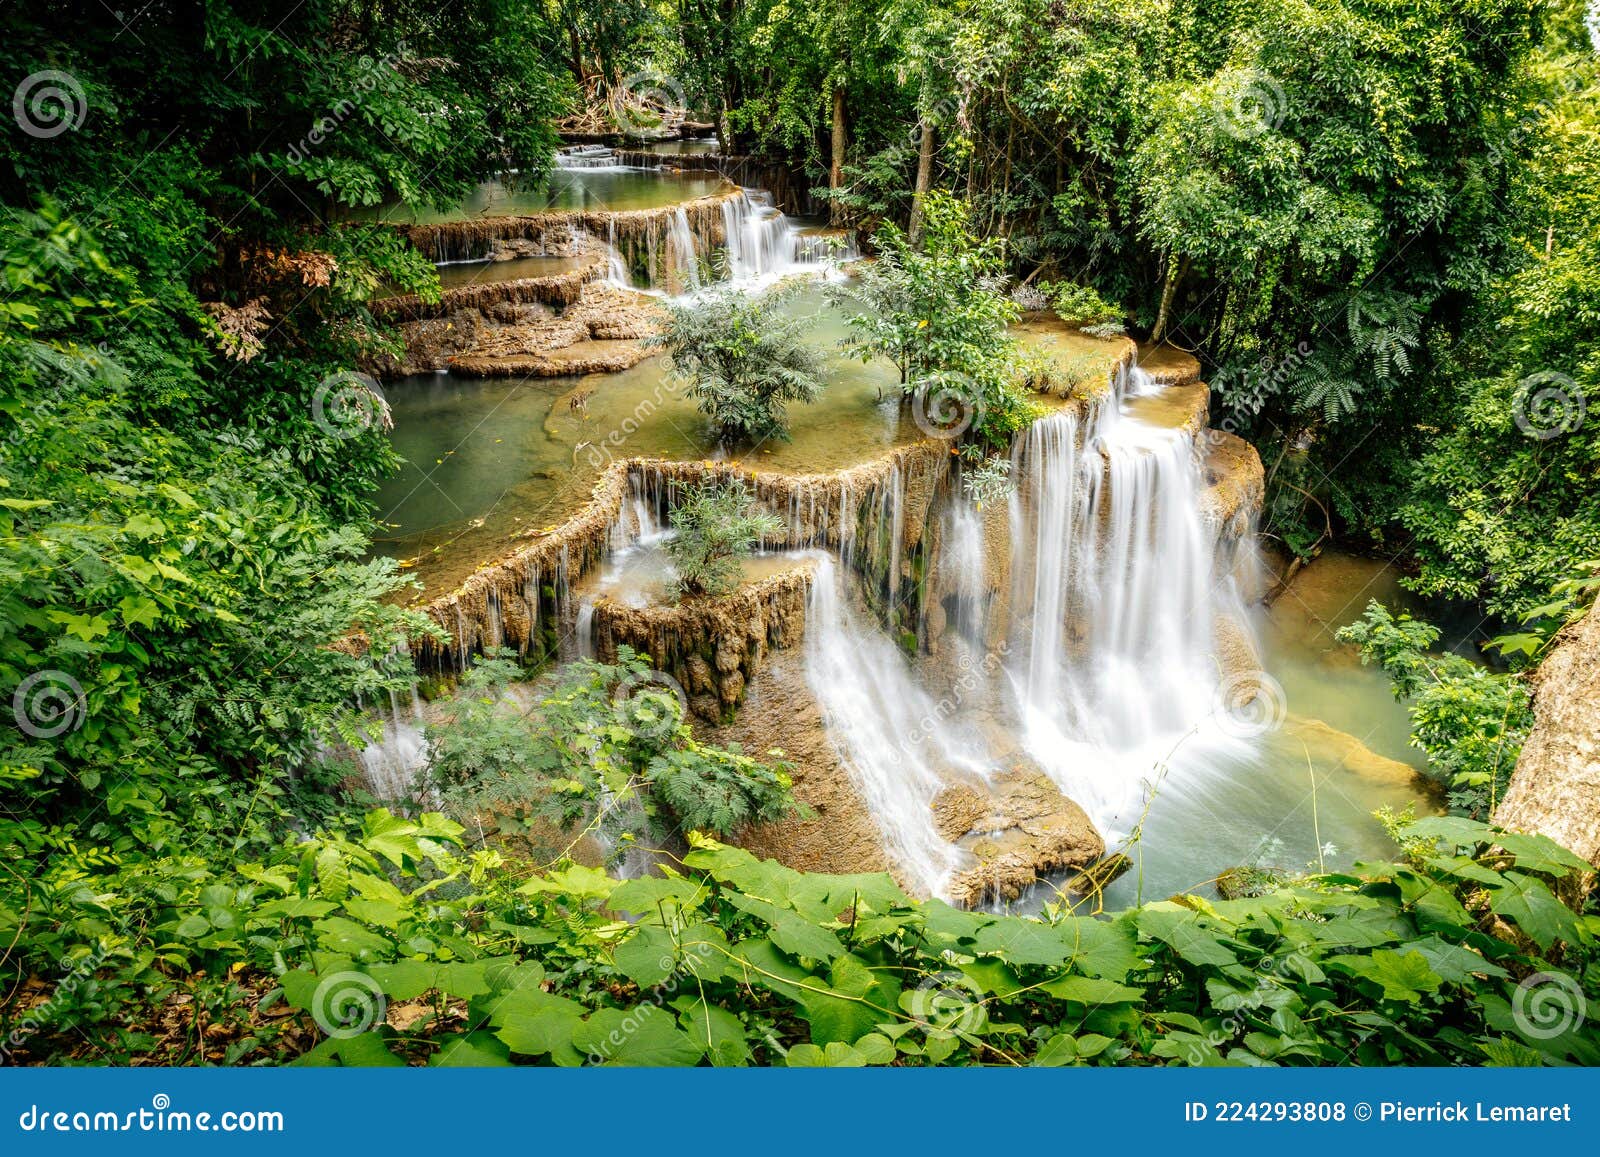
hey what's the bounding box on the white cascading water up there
[663,207,701,293]
[720,190,857,289]
[1003,368,1255,834]
[604,189,855,295]
[356,688,429,802]
[803,554,976,896]
[796,363,1264,896]
[555,145,628,171]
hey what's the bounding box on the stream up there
[360,154,1436,904]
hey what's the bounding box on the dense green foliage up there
[832,193,1039,452]
[1338,605,1534,819]
[644,0,1599,614]
[4,0,1600,1071]
[423,649,797,847]
[654,287,827,445]
[6,811,1595,1066]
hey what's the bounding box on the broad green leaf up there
[1330,950,1442,1001]
[573,1006,704,1066]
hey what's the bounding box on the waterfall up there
[941,493,988,642]
[665,207,701,293]
[356,688,429,802]
[1001,366,1258,833]
[804,555,973,896]
[790,360,1266,894]
[603,219,632,289]
[718,190,855,289]
[555,145,629,171]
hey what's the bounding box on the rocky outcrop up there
[371,281,663,379]
[398,188,738,264]
[374,251,605,322]
[1497,610,1600,873]
[942,762,1107,907]
[590,566,814,721]
[709,648,892,877]
[1135,343,1202,387]
[413,463,636,672]
[1283,715,1428,790]
[413,444,952,674]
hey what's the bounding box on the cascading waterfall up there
[804,555,975,896]
[793,362,1266,895]
[600,189,853,295]
[719,190,856,288]
[356,688,429,802]
[555,145,626,170]
[664,207,701,293]
[1002,369,1255,833]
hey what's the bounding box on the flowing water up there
[773,365,1433,904]
[371,284,924,592]
[356,159,1431,904]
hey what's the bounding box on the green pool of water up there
[372,285,914,592]
[365,170,728,223]
[1082,554,1440,910]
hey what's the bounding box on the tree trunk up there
[829,85,848,226]
[907,120,935,247]
[1151,252,1185,343]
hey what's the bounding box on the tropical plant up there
[665,481,783,598]
[1338,604,1533,818]
[654,288,827,446]
[422,647,797,847]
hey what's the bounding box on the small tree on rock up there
[666,480,782,598]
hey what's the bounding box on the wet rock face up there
[942,762,1107,907]
[372,281,664,378]
[707,648,892,878]
[590,566,814,722]
[1498,610,1600,880]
